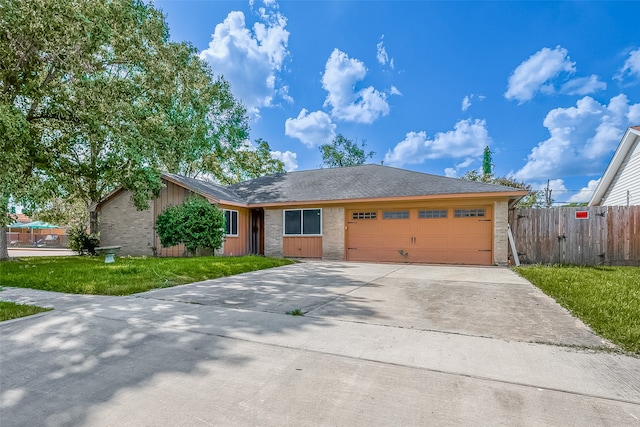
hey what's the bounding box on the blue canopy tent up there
[8,221,61,246]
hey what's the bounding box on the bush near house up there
[156,197,225,255]
[515,265,640,354]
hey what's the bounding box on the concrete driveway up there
[1,261,639,426]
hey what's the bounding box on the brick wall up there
[322,207,344,260]
[493,200,508,266]
[99,190,155,256]
[264,208,283,257]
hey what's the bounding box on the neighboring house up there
[96,164,527,265]
[589,126,640,206]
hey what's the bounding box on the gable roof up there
[228,164,526,205]
[162,173,246,205]
[589,126,640,206]
[97,165,528,210]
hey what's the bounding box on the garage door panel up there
[450,250,492,265]
[346,207,493,265]
[415,219,450,234]
[414,235,450,250]
[378,248,411,262]
[411,249,452,264]
[348,234,379,247]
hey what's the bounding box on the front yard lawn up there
[515,265,640,354]
[0,255,294,296]
[0,301,52,321]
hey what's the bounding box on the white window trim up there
[224,209,239,237]
[283,208,323,236]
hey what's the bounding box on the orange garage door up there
[346,207,493,265]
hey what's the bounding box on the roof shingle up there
[227,164,524,204]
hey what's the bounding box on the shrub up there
[68,225,99,255]
[155,197,225,255]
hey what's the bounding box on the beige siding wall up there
[322,207,344,259]
[264,208,283,257]
[99,190,155,256]
[602,135,640,206]
[493,200,509,266]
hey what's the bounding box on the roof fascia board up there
[588,127,640,206]
[250,191,528,208]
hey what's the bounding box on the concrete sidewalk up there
[1,262,639,426]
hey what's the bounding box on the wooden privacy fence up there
[508,206,640,266]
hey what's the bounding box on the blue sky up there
[154,0,640,204]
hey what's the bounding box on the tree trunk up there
[0,225,10,261]
[89,210,99,235]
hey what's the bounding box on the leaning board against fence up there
[508,206,640,266]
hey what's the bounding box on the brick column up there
[493,200,509,266]
[264,208,283,257]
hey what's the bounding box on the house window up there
[454,209,485,218]
[383,211,409,219]
[352,212,377,220]
[284,209,322,235]
[224,210,238,236]
[418,210,447,218]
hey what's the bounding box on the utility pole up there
[544,180,552,208]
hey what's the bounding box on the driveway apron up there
[1,261,639,426]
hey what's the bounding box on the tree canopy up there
[319,134,374,168]
[0,0,282,259]
[460,170,542,208]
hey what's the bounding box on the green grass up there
[0,301,52,321]
[0,255,294,296]
[514,265,640,354]
[285,308,304,316]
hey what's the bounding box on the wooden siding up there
[219,204,250,256]
[509,206,640,266]
[154,180,191,257]
[153,180,252,257]
[283,236,322,258]
[602,135,640,206]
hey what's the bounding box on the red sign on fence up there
[575,211,589,219]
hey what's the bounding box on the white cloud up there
[390,85,402,96]
[444,168,457,178]
[284,109,336,147]
[461,96,472,112]
[560,75,606,96]
[629,103,640,123]
[456,157,475,169]
[616,48,640,82]
[444,157,478,178]
[199,3,289,118]
[384,119,491,167]
[376,35,394,69]
[376,41,388,66]
[271,150,298,171]
[505,46,576,103]
[460,94,485,112]
[513,94,640,182]
[568,179,600,203]
[322,49,390,124]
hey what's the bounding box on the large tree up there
[460,170,542,208]
[197,138,285,185]
[319,134,375,168]
[0,0,262,259]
